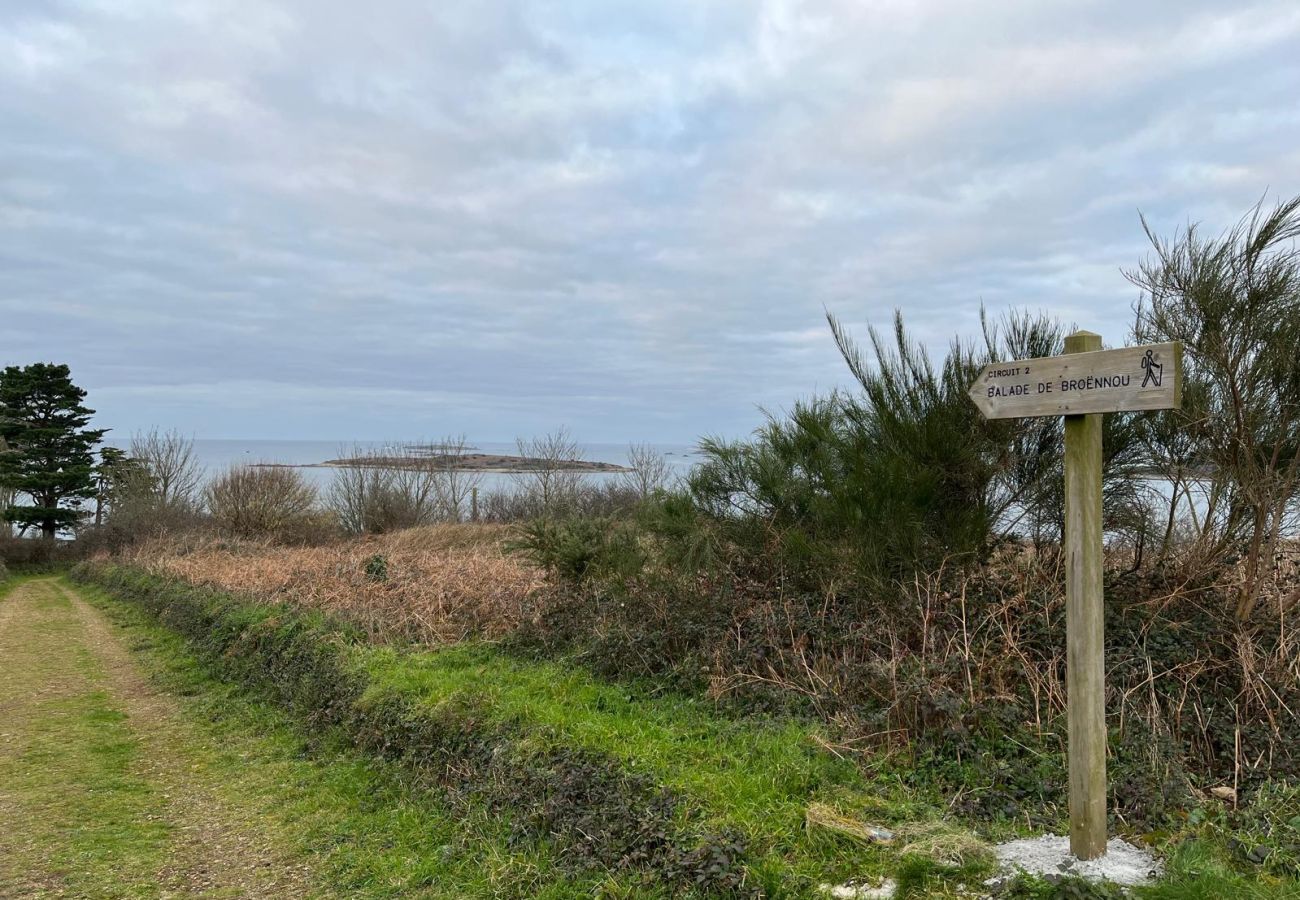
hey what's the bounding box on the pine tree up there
[0,363,106,540]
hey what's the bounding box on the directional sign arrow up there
[968,341,1182,420]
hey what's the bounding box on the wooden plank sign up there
[969,341,1182,419]
[968,332,1181,862]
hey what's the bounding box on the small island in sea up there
[255,452,631,474]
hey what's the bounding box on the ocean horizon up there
[100,438,704,491]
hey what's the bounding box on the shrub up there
[508,517,644,585]
[92,429,208,548]
[666,309,1145,595]
[127,428,203,512]
[326,445,441,535]
[511,428,585,515]
[479,480,641,523]
[363,553,388,581]
[1129,195,1300,621]
[204,465,321,542]
[621,442,673,500]
[0,534,80,567]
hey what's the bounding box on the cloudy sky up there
[3,1,1298,443]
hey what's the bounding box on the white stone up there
[990,834,1162,887]
[818,879,897,899]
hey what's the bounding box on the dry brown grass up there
[703,541,1300,790]
[121,524,548,645]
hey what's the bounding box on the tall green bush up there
[674,309,1144,593]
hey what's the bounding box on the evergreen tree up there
[0,363,106,540]
[94,446,145,527]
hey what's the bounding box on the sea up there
[101,439,705,494]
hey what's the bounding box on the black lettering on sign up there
[988,383,1032,398]
[1060,374,1131,392]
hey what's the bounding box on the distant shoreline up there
[251,452,631,474]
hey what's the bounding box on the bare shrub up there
[429,434,482,521]
[205,464,320,541]
[130,428,203,510]
[0,533,83,566]
[327,452,390,534]
[472,429,647,523]
[326,437,481,534]
[327,445,437,535]
[479,480,640,523]
[513,428,584,514]
[622,443,671,500]
[96,430,206,542]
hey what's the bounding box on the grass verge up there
[65,577,613,898]
[68,563,1300,899]
[72,562,975,896]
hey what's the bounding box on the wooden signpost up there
[969,332,1182,860]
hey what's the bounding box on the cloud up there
[2,0,1298,440]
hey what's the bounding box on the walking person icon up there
[1140,349,1163,387]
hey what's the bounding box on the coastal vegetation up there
[3,196,1300,896]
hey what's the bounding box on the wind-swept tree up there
[0,363,106,540]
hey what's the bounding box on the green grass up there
[354,643,921,888]
[0,579,172,897]
[362,640,1300,898]
[1000,840,1300,900]
[75,581,617,898]
[70,565,976,895]
[1132,834,1300,900]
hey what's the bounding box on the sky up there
[2,1,1298,443]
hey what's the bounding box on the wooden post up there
[969,332,1180,860]
[1063,329,1107,860]
[471,486,479,522]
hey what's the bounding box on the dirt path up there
[0,579,313,899]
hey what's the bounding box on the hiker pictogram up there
[1140,349,1163,387]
